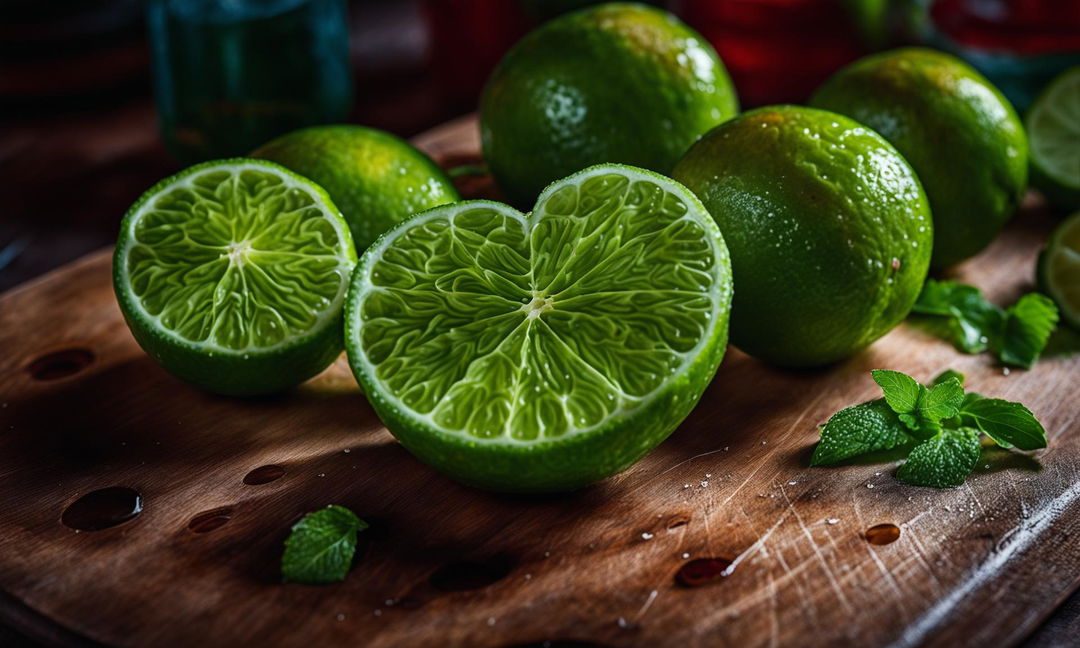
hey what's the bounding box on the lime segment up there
[346,165,732,491]
[1040,211,1080,329]
[1028,66,1080,208]
[114,159,357,395]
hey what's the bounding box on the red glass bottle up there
[672,0,869,107]
[920,0,1080,110]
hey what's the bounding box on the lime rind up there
[345,164,731,490]
[115,159,356,358]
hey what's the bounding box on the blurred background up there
[2,0,1079,292]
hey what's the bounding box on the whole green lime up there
[811,47,1028,268]
[672,105,932,367]
[252,125,460,251]
[480,2,738,206]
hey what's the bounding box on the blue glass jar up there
[147,0,353,163]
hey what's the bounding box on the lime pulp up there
[114,158,357,395]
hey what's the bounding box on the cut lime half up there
[1028,66,1080,208]
[345,164,732,492]
[114,159,357,395]
[1039,211,1080,330]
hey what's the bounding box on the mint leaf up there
[996,293,1059,369]
[912,281,1058,368]
[811,399,912,465]
[932,369,965,386]
[871,369,920,414]
[912,280,1004,353]
[282,505,367,584]
[960,398,1047,450]
[897,428,981,488]
[912,279,975,316]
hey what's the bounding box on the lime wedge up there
[114,159,357,395]
[1039,211,1080,330]
[345,164,732,492]
[1027,66,1080,208]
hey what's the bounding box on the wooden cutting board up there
[1,115,1079,648]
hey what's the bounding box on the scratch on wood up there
[901,525,948,596]
[633,589,659,624]
[772,534,820,628]
[964,482,989,521]
[891,479,1080,648]
[713,451,776,514]
[853,492,913,617]
[1005,478,1032,521]
[767,571,780,648]
[722,510,791,577]
[865,540,909,610]
[656,447,730,477]
[779,483,855,614]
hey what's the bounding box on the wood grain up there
[1,116,1079,648]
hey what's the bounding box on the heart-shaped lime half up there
[344,164,732,492]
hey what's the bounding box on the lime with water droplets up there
[345,164,732,492]
[114,159,357,395]
[811,48,1028,267]
[480,3,738,206]
[252,125,460,251]
[672,105,932,367]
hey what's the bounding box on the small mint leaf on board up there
[871,369,920,415]
[897,428,982,488]
[952,299,1006,354]
[282,505,367,584]
[811,399,912,466]
[996,293,1059,369]
[912,280,1005,353]
[932,369,965,386]
[960,398,1047,450]
[911,279,976,316]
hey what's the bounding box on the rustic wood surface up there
[1,115,1078,648]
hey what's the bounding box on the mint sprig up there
[813,369,1047,487]
[911,280,1058,368]
[282,505,367,584]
